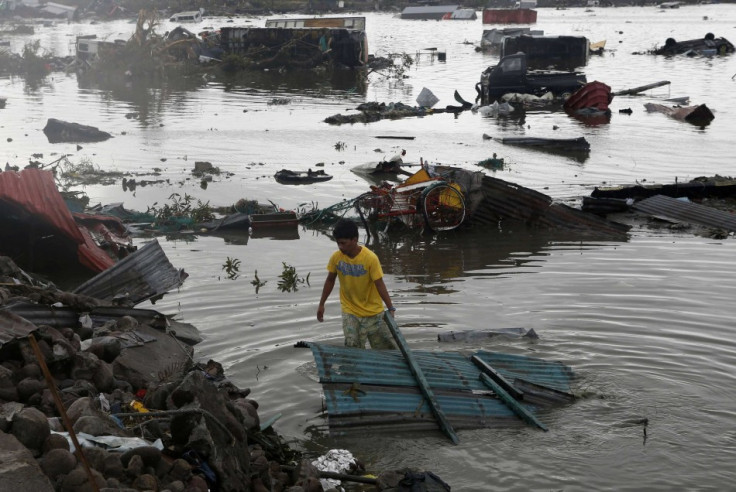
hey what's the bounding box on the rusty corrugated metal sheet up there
[0,168,115,272]
[307,343,574,435]
[633,194,736,231]
[466,175,630,238]
[73,239,188,306]
[0,311,38,348]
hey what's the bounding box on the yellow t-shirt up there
[327,246,384,317]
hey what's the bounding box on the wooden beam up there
[471,355,524,401]
[384,311,460,444]
[612,80,670,96]
[480,373,548,431]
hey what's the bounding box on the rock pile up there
[1,255,450,491]
[0,256,307,491]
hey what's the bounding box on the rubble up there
[1,255,449,490]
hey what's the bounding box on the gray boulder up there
[10,406,50,456]
[0,431,54,491]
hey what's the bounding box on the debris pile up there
[0,255,450,490]
[0,257,299,491]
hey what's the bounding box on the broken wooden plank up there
[471,355,524,401]
[384,311,460,444]
[612,80,670,96]
[479,373,548,431]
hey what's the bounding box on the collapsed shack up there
[218,25,367,70]
[0,168,130,277]
[301,165,631,241]
[74,10,368,77]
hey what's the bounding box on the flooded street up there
[3,5,736,490]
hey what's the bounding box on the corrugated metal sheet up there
[465,174,630,238]
[1,300,202,346]
[0,168,115,272]
[307,343,574,434]
[72,239,188,306]
[0,311,38,348]
[401,5,459,20]
[633,194,736,231]
[449,9,477,20]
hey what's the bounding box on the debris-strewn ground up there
[0,256,445,491]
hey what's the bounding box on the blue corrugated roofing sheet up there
[307,343,574,435]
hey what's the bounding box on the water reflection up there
[75,61,367,113]
[364,227,557,285]
[76,70,207,125]
[217,68,367,96]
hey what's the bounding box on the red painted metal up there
[0,168,117,272]
[482,8,537,24]
[564,81,613,112]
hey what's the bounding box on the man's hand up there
[317,304,325,322]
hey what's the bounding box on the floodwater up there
[2,6,736,490]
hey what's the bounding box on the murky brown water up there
[2,6,736,490]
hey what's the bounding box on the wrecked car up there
[654,33,734,56]
[476,53,587,105]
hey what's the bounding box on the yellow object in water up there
[440,183,464,209]
[129,400,149,413]
[402,168,432,186]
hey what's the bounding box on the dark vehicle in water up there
[654,33,734,56]
[501,35,590,69]
[476,53,587,105]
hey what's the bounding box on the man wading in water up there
[317,219,398,349]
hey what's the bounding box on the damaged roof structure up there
[302,342,575,438]
[584,177,736,235]
[0,168,189,307]
[304,166,630,240]
[0,168,125,275]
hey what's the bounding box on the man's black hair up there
[333,218,359,240]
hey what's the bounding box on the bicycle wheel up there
[421,183,465,232]
[355,192,376,220]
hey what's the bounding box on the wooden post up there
[384,311,460,444]
[479,373,548,431]
[28,334,100,492]
[612,80,671,96]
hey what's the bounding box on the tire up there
[421,183,466,232]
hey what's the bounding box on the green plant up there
[147,193,215,224]
[277,262,310,292]
[251,270,267,293]
[223,257,241,280]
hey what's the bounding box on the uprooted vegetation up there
[0,39,65,77]
[55,156,126,186]
[147,192,216,226]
